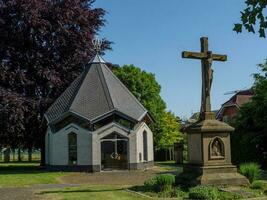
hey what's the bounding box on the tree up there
[0,0,110,164]
[232,60,267,167]
[113,64,183,150]
[157,111,183,150]
[234,0,267,37]
[0,92,26,149]
[113,64,166,121]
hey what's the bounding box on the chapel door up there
[101,133,128,170]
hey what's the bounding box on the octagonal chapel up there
[44,49,154,172]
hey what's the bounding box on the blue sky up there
[94,0,267,119]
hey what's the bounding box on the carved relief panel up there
[209,137,225,160]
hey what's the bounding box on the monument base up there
[177,164,249,186]
[181,113,249,186]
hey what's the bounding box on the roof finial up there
[92,37,102,54]
[89,37,106,64]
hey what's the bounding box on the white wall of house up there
[45,123,92,166]
[45,121,154,169]
[45,127,50,165]
[135,122,154,163]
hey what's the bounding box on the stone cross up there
[182,37,227,120]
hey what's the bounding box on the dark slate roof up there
[45,54,147,124]
[89,53,106,63]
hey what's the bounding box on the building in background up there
[44,48,154,172]
[216,89,253,123]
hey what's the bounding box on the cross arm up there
[182,51,205,59]
[182,51,227,61]
[212,54,227,61]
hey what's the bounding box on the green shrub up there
[144,177,156,191]
[218,191,242,200]
[172,187,187,198]
[251,180,267,190]
[158,186,187,198]
[143,174,175,192]
[158,189,173,198]
[189,186,219,200]
[155,174,175,191]
[239,163,260,183]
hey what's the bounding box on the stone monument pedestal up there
[178,112,248,186]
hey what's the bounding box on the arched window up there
[143,131,148,161]
[68,132,77,165]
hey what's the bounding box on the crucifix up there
[182,37,227,120]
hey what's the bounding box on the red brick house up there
[216,89,253,123]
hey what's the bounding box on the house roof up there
[222,89,253,108]
[216,89,253,119]
[45,53,148,125]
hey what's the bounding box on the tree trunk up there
[12,148,15,161]
[165,149,168,161]
[28,148,32,162]
[4,148,10,162]
[173,147,175,160]
[169,147,172,160]
[18,148,22,162]
[40,138,45,166]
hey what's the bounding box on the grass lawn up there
[155,160,183,172]
[0,162,66,187]
[1,161,267,199]
[0,161,181,188]
[40,185,150,200]
[0,161,181,199]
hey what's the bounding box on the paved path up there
[60,169,169,185]
[31,183,81,190]
[0,187,37,200]
[0,184,83,200]
[1,168,265,200]
[0,167,171,200]
[0,184,82,200]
